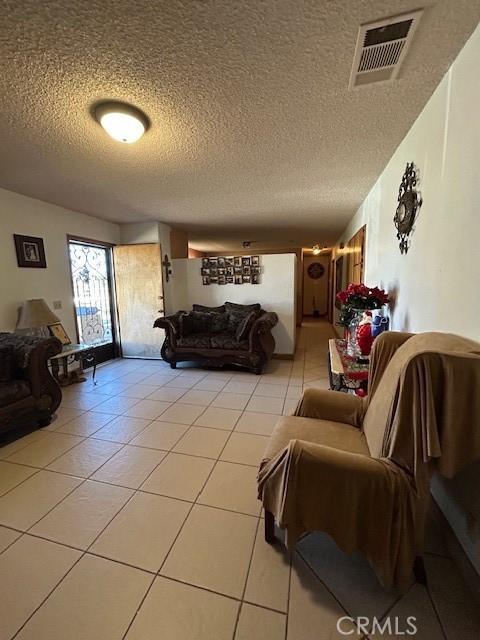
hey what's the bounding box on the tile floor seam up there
[155,416,247,585]
[283,547,293,640]
[296,548,353,617]
[232,516,262,639]
[88,437,259,467]
[0,465,42,498]
[22,475,90,534]
[9,547,88,640]
[425,582,449,640]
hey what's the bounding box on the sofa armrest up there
[250,312,278,336]
[294,388,365,427]
[153,311,186,338]
[24,337,62,398]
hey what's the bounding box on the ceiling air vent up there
[349,10,423,88]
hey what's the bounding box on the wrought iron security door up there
[68,239,117,364]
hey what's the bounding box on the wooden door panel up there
[114,243,165,358]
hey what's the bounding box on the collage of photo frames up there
[201,256,261,285]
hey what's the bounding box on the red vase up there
[356,323,374,356]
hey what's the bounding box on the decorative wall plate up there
[307,262,325,279]
[394,162,422,254]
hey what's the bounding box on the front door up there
[68,237,117,364]
[113,243,165,358]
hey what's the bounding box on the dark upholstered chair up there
[0,333,62,437]
[154,302,278,374]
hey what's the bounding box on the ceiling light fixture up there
[94,101,149,143]
[312,244,321,255]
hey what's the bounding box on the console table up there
[328,338,369,393]
[50,344,97,387]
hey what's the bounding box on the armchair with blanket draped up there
[258,331,480,591]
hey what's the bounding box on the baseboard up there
[430,495,480,606]
[272,353,294,360]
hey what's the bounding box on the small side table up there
[328,338,369,393]
[50,344,97,387]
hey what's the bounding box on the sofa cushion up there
[0,380,31,408]
[192,304,226,314]
[262,416,370,464]
[177,334,212,349]
[210,334,249,351]
[0,346,14,383]
[235,310,257,341]
[180,311,229,336]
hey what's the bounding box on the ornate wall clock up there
[307,262,325,279]
[394,162,422,254]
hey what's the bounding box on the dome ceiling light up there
[312,244,321,255]
[94,101,150,143]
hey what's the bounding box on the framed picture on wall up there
[242,274,251,283]
[226,267,234,276]
[14,234,47,268]
[251,256,260,266]
[243,266,251,275]
[226,276,234,284]
[251,266,260,275]
[252,274,260,285]
[234,266,242,275]
[210,276,218,284]
[201,268,210,276]
[242,257,251,266]
[202,257,209,267]
[234,256,242,267]
[202,276,210,285]
[234,275,242,284]
[218,276,226,285]
[225,257,234,267]
[209,258,218,267]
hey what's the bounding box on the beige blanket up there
[258,332,480,589]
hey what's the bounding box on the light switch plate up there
[53,300,62,310]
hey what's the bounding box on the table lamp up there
[16,299,60,338]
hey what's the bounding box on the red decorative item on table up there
[336,283,390,358]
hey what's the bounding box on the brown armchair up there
[258,331,480,590]
[154,302,278,374]
[0,333,62,437]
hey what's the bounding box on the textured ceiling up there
[0,1,479,251]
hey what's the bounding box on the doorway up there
[68,237,118,365]
[302,253,330,317]
[113,243,165,358]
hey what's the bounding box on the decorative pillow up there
[192,304,226,314]
[208,313,229,334]
[225,302,261,315]
[178,313,194,336]
[235,311,257,341]
[0,345,13,383]
[226,311,246,334]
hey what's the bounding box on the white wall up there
[334,25,480,571]
[171,254,297,355]
[0,188,120,339]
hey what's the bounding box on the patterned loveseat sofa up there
[154,302,278,374]
[0,333,62,438]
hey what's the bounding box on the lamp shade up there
[16,299,60,329]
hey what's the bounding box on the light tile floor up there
[0,320,479,639]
